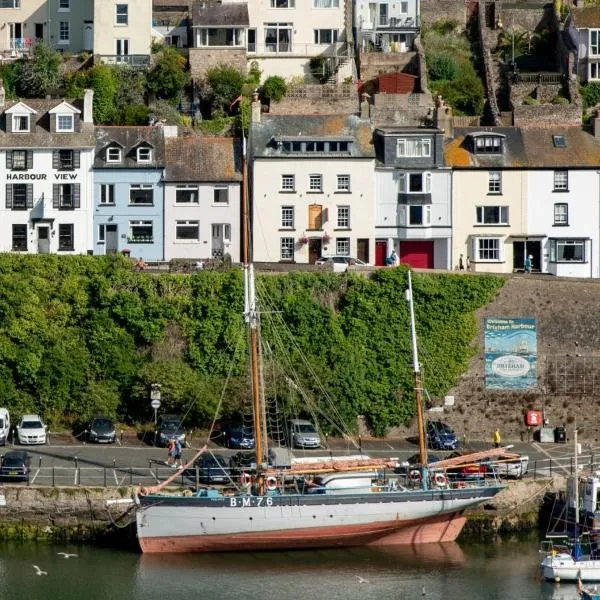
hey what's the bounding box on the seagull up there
[32,565,47,576]
[57,552,78,559]
[355,575,369,584]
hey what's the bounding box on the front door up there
[357,238,369,264]
[35,23,44,43]
[375,239,387,266]
[211,224,231,258]
[309,239,321,264]
[513,240,541,272]
[105,224,118,254]
[37,226,50,254]
[83,21,93,52]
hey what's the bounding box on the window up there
[591,30,600,56]
[554,170,568,191]
[271,0,294,6]
[116,4,128,25]
[59,21,70,43]
[400,1,408,13]
[0,1,21,8]
[12,115,29,132]
[137,147,152,162]
[336,174,350,192]
[107,147,121,163]
[58,224,74,251]
[213,186,229,205]
[280,237,294,260]
[264,23,292,53]
[281,174,295,191]
[281,206,294,228]
[473,135,503,154]
[11,150,27,170]
[98,224,106,243]
[12,224,27,251]
[336,238,350,256]
[408,204,431,226]
[175,185,198,204]
[309,174,322,192]
[475,237,502,262]
[590,62,600,80]
[314,0,339,7]
[100,184,115,205]
[314,29,338,44]
[488,171,501,194]
[116,39,129,56]
[337,205,350,228]
[554,203,568,225]
[129,220,153,243]
[398,172,431,193]
[281,140,350,153]
[58,0,70,9]
[58,183,74,209]
[396,138,431,157]
[11,184,27,209]
[129,184,153,205]
[176,220,200,241]
[57,114,73,132]
[476,206,509,225]
[58,149,73,169]
[550,239,585,262]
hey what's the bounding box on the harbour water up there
[0,536,586,600]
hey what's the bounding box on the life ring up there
[241,473,253,487]
[266,476,278,491]
[409,469,422,482]
[433,473,448,487]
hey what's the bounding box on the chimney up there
[360,93,371,120]
[0,80,5,109]
[83,88,94,123]
[251,91,261,123]
[594,110,600,139]
[434,95,453,138]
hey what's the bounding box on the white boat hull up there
[542,554,600,582]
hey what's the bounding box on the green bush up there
[262,75,287,102]
[428,55,459,81]
[551,95,570,105]
[309,56,328,83]
[15,43,61,98]
[581,82,600,109]
[523,95,540,106]
[205,64,245,113]
[146,46,189,101]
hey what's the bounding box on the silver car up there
[288,419,321,449]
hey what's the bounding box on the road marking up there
[532,442,570,475]
[384,442,394,450]
[30,468,39,484]
[113,470,118,485]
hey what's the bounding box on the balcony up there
[98,55,150,69]
[249,41,348,58]
[360,15,420,31]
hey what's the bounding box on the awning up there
[509,234,547,239]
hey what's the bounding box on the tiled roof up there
[94,126,166,168]
[164,136,242,182]
[0,99,94,148]
[192,3,249,26]
[251,114,375,158]
[153,0,189,7]
[572,6,600,28]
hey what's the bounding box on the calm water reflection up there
[0,538,585,600]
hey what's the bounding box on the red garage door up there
[399,241,434,269]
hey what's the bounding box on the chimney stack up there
[360,93,371,120]
[251,91,261,123]
[83,88,94,123]
[434,95,453,138]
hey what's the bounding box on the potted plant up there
[322,232,331,244]
[299,235,308,245]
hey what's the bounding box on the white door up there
[211,224,231,258]
[83,21,93,52]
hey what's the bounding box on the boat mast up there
[575,427,579,536]
[406,270,428,465]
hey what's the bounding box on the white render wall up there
[94,0,152,56]
[527,169,600,279]
[0,148,94,254]
[0,0,46,52]
[163,182,241,261]
[253,157,375,263]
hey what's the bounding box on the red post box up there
[526,410,542,426]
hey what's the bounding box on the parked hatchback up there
[288,419,321,449]
[17,415,47,445]
[0,451,30,482]
[87,416,116,444]
[185,453,231,484]
[426,421,458,451]
[155,414,186,447]
[221,425,255,449]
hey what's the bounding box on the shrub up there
[309,56,328,83]
[247,61,262,86]
[581,82,600,109]
[205,64,245,113]
[523,95,540,106]
[262,75,287,102]
[551,95,570,105]
[428,55,459,81]
[146,46,189,101]
[429,19,458,35]
[15,43,61,98]
[87,64,118,124]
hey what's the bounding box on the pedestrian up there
[166,438,176,466]
[466,256,471,271]
[524,254,533,274]
[493,428,501,449]
[174,438,183,468]
[459,254,465,271]
[387,249,398,267]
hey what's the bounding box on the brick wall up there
[499,6,553,32]
[271,84,359,115]
[513,103,582,127]
[189,48,247,80]
[359,52,418,82]
[420,0,468,28]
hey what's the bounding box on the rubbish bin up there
[554,426,566,444]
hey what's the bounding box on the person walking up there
[524,255,533,274]
[493,428,501,449]
[459,254,465,271]
[174,438,183,468]
[166,438,176,466]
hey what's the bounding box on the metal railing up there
[98,55,150,68]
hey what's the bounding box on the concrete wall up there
[359,51,418,81]
[513,103,582,127]
[420,0,468,29]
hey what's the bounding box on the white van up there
[0,409,10,446]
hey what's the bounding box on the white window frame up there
[281,174,295,191]
[472,237,504,262]
[336,174,350,192]
[396,138,431,158]
[11,149,26,170]
[213,186,229,206]
[100,184,115,205]
[337,205,350,228]
[309,174,323,192]
[488,171,501,194]
[314,29,338,44]
[336,237,350,256]
[591,62,600,81]
[137,147,152,163]
[59,21,70,43]
[0,1,22,8]
[550,239,586,263]
[474,136,503,154]
[270,0,295,7]
[106,147,122,163]
[264,23,292,53]
[554,203,568,225]
[175,220,200,242]
[281,206,294,228]
[591,30,600,57]
[398,172,431,193]
[98,223,106,243]
[314,0,339,7]
[476,206,509,225]
[129,184,154,206]
[280,237,294,260]
[406,204,432,226]
[58,0,70,10]
[128,220,153,243]
[399,1,409,14]
[12,114,29,132]
[115,4,128,25]
[175,185,199,204]
[554,170,568,191]
[57,114,74,132]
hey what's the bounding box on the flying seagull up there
[32,565,47,576]
[355,575,369,584]
[57,552,78,559]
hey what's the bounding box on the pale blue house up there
[93,126,169,260]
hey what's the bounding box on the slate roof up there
[164,136,242,182]
[94,126,166,168]
[572,6,600,29]
[192,3,249,26]
[0,99,94,148]
[251,114,375,159]
[153,0,189,8]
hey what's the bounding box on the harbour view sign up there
[484,317,537,390]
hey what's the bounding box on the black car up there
[185,453,231,484]
[426,421,459,450]
[221,425,255,449]
[229,451,256,474]
[155,414,186,447]
[0,451,31,482]
[87,416,116,444]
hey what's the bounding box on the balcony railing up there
[361,16,420,31]
[248,41,348,58]
[9,37,32,52]
[99,54,150,68]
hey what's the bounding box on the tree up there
[16,43,61,98]
[205,64,245,113]
[146,46,189,102]
[87,65,118,124]
[427,55,459,82]
[262,75,287,103]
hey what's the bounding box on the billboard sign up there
[484,317,537,390]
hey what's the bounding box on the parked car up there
[288,419,321,449]
[396,452,494,481]
[185,453,231,484]
[487,454,529,479]
[0,451,30,482]
[17,415,47,445]
[314,256,367,272]
[87,416,116,444]
[221,425,255,449]
[155,414,186,447]
[426,421,458,451]
[0,408,10,446]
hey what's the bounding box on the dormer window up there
[137,147,152,163]
[473,135,504,154]
[57,114,74,132]
[107,147,122,163]
[13,115,29,132]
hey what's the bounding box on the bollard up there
[120,430,124,444]
[52,465,55,487]
[113,458,116,469]
[358,435,362,454]
[195,466,199,490]
[38,457,42,469]
[83,430,87,445]
[130,467,133,485]
[534,459,537,481]
[593,454,596,471]
[104,466,107,488]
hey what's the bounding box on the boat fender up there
[266,476,278,491]
[241,473,253,487]
[409,469,422,482]
[433,473,448,487]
